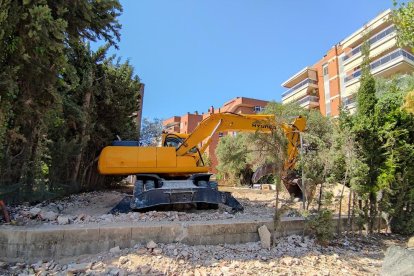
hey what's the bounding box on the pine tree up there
[352,40,383,233]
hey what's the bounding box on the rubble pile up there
[0,234,405,276]
[4,185,351,226]
[6,190,278,226]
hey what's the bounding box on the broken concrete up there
[257,225,271,249]
[0,216,351,263]
[381,245,414,276]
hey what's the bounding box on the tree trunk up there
[351,191,356,234]
[337,168,348,235]
[359,199,363,235]
[273,180,280,246]
[347,189,353,234]
[368,192,377,234]
[318,183,323,211]
[71,90,92,185]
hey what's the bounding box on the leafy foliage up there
[139,118,163,146]
[306,209,334,245]
[216,133,251,185]
[0,1,141,203]
[393,0,414,50]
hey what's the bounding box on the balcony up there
[341,9,392,49]
[296,95,319,109]
[282,78,318,103]
[342,95,357,110]
[343,26,396,63]
[344,49,414,85]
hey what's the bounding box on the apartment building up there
[281,9,414,116]
[163,97,269,172]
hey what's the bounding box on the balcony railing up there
[282,78,318,98]
[343,26,396,62]
[343,95,356,107]
[344,48,414,83]
[297,95,319,106]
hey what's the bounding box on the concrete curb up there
[0,217,348,262]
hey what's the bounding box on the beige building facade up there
[282,9,414,116]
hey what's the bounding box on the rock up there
[258,225,271,249]
[146,240,157,249]
[109,268,120,275]
[407,237,414,249]
[66,263,91,273]
[0,262,8,269]
[57,216,69,225]
[109,246,121,253]
[153,248,163,255]
[76,214,87,221]
[181,250,189,258]
[39,211,58,221]
[91,262,104,270]
[280,257,293,266]
[28,207,41,217]
[382,246,414,276]
[140,266,151,274]
[119,256,129,265]
[136,248,147,254]
[45,203,59,213]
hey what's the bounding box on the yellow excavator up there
[98,113,306,212]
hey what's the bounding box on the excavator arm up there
[174,112,306,171]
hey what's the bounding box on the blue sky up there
[100,0,396,120]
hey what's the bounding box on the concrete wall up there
[0,217,351,263]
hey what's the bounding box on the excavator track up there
[110,174,244,214]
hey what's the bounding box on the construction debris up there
[258,225,271,249]
[0,234,406,276]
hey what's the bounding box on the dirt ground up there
[3,185,349,225]
[1,185,410,275]
[5,184,352,226]
[0,233,407,276]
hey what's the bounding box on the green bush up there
[306,209,334,245]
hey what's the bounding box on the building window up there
[254,106,264,112]
[323,65,329,76]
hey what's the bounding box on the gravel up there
[0,234,406,276]
[5,189,278,226]
[4,184,352,226]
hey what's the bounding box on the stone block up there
[258,225,271,249]
[99,226,131,249]
[131,225,162,243]
[25,243,57,261]
[1,229,26,244]
[224,233,244,244]
[382,245,414,276]
[62,227,100,243]
[26,229,64,245]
